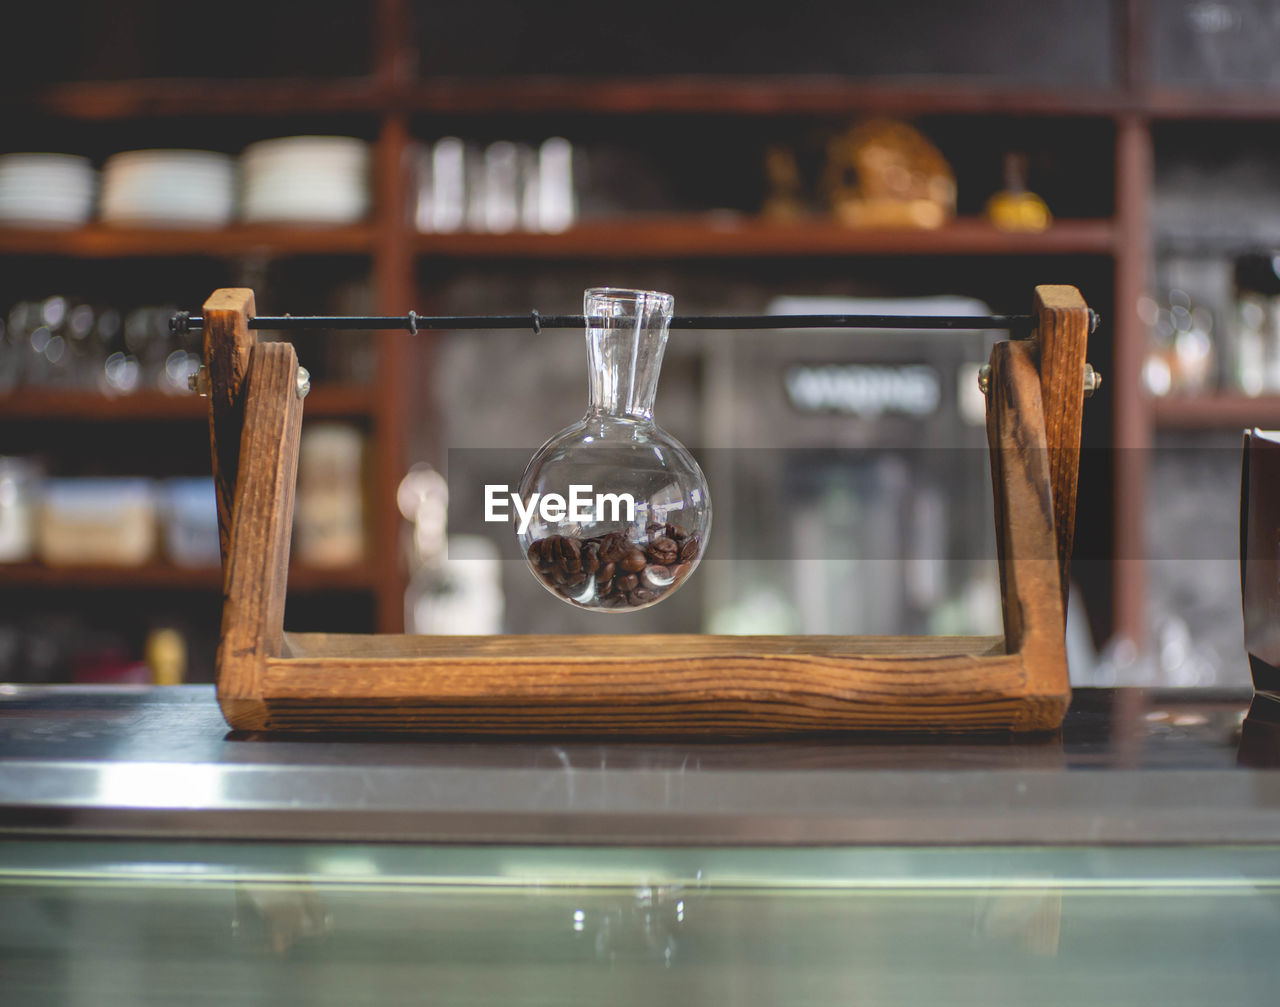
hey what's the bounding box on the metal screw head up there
[187,366,210,397]
[977,363,992,396]
[296,366,311,400]
[1083,363,1102,398]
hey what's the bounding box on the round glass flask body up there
[517,288,711,611]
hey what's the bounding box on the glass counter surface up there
[3,841,1280,1005]
[3,687,1280,1004]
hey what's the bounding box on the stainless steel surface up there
[0,686,1275,844]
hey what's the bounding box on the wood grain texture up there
[985,339,1070,717]
[215,341,303,731]
[1031,285,1089,607]
[281,633,1007,660]
[263,632,1032,734]
[202,289,257,567]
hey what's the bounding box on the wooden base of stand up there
[203,286,1090,735]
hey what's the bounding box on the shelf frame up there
[1,0,1252,646]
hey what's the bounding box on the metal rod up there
[172,311,1053,336]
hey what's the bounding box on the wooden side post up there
[202,288,258,568]
[1030,285,1090,607]
[215,340,305,729]
[986,338,1069,719]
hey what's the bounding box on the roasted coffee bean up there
[528,539,553,569]
[529,522,699,609]
[620,548,647,572]
[643,564,671,587]
[553,536,582,573]
[598,532,628,563]
[645,537,677,565]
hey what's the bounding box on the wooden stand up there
[203,285,1090,734]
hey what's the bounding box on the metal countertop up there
[2,685,1279,845]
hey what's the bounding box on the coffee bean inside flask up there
[527,524,702,610]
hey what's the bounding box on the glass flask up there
[517,287,711,611]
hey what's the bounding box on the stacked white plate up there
[240,136,370,224]
[0,154,95,229]
[100,150,235,228]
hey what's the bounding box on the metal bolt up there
[187,366,210,397]
[296,366,311,400]
[978,363,992,396]
[1083,363,1102,398]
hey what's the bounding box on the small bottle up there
[1233,254,1280,393]
[985,152,1052,233]
[1235,295,1268,396]
[294,424,365,567]
[145,627,186,686]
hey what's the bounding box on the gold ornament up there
[821,119,956,229]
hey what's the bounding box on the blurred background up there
[0,0,1273,688]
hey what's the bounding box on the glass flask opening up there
[584,287,674,422]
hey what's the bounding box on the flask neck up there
[584,288,672,421]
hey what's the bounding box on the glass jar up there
[0,457,39,562]
[516,288,711,611]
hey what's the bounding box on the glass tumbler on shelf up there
[516,288,711,612]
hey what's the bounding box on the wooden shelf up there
[0,561,377,592]
[5,75,1130,121]
[12,76,385,119]
[0,386,376,421]
[0,224,377,258]
[408,76,1127,117]
[1145,88,1280,121]
[415,217,1117,258]
[1151,394,1280,430]
[0,218,1114,261]
[12,75,1280,126]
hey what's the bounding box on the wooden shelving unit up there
[2,0,1270,647]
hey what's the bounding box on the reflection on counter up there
[4,839,1280,1005]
